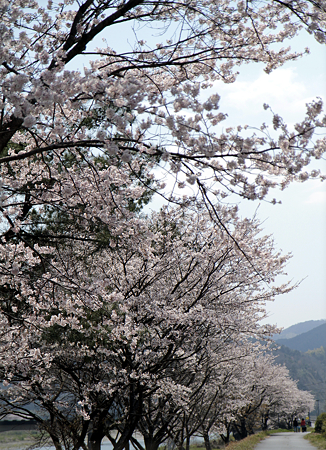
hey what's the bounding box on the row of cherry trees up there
[0,145,315,449]
[0,194,315,450]
[0,0,323,448]
[133,349,315,450]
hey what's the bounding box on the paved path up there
[254,432,316,450]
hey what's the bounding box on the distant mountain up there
[270,320,326,415]
[273,345,326,414]
[273,319,326,341]
[276,322,326,352]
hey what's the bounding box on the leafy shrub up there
[315,413,326,433]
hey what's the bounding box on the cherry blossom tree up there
[132,338,258,450]
[0,202,293,450]
[215,355,315,442]
[0,0,325,220]
[130,343,315,449]
[0,0,323,448]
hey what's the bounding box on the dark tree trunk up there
[185,434,190,450]
[240,417,247,439]
[0,116,24,154]
[144,436,160,450]
[220,423,231,445]
[232,418,247,441]
[49,432,63,450]
[203,431,211,450]
[261,413,269,431]
[89,440,101,450]
[112,385,143,450]
[88,429,104,450]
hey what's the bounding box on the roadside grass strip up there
[226,431,269,450]
[305,433,326,449]
[225,429,294,450]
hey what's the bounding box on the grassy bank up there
[226,431,269,450]
[305,433,326,449]
[0,430,42,450]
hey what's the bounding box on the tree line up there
[0,0,324,448]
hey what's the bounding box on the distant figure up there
[293,418,298,432]
[301,418,306,432]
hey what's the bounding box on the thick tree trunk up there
[203,431,211,450]
[112,385,143,450]
[144,436,160,450]
[220,423,231,445]
[231,418,247,441]
[88,428,105,450]
[240,418,247,439]
[88,436,103,450]
[50,434,63,450]
[0,116,24,154]
[261,413,269,431]
[185,434,190,450]
[89,440,101,450]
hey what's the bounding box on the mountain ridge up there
[273,319,326,341]
[270,319,326,414]
[273,344,326,414]
[276,322,326,352]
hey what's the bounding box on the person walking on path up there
[293,418,299,432]
[254,432,314,450]
[301,418,306,432]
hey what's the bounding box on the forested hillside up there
[274,345,326,413]
[276,323,326,352]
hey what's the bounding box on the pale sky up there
[208,33,326,329]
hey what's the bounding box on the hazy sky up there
[209,33,326,329]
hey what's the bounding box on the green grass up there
[304,432,326,449]
[0,430,42,450]
[225,431,269,450]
